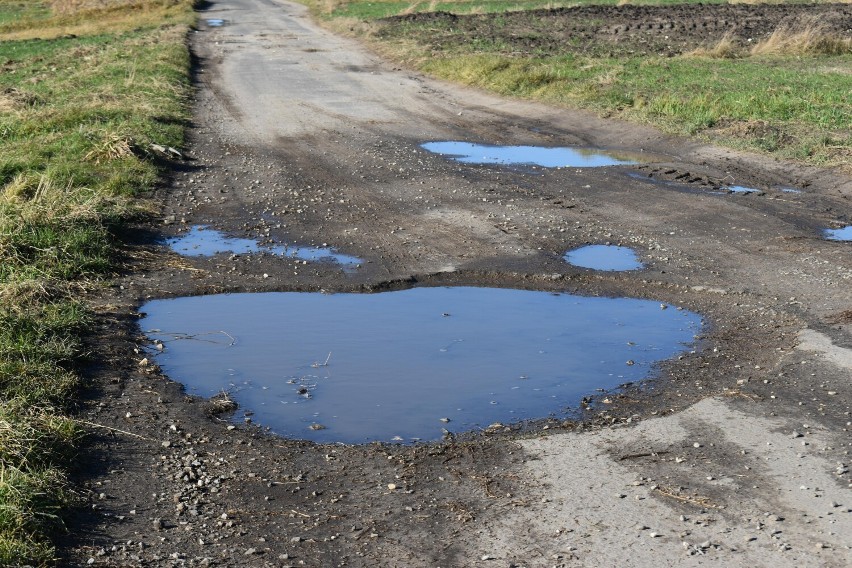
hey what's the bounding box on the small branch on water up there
[148,330,237,346]
[311,352,332,368]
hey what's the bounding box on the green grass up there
[0,1,50,25]
[416,52,851,164]
[0,0,196,564]
[0,1,51,21]
[318,0,852,168]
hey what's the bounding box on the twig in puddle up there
[150,330,236,346]
[311,352,332,368]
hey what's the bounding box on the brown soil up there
[60,1,851,566]
[380,3,852,57]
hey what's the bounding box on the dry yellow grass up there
[399,0,440,15]
[684,20,851,59]
[317,0,348,15]
[751,20,852,56]
[0,88,34,115]
[400,0,425,15]
[49,0,137,14]
[84,133,138,164]
[0,0,194,40]
[685,31,740,59]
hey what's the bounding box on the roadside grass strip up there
[0,0,194,563]
[313,0,852,168]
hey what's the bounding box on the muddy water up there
[167,225,363,266]
[422,142,641,168]
[142,287,701,443]
[565,245,643,271]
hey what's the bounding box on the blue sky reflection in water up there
[824,226,852,242]
[167,225,362,266]
[565,245,643,272]
[421,142,640,168]
[142,288,702,443]
[726,185,761,194]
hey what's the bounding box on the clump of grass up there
[50,0,137,14]
[0,87,43,115]
[0,465,69,565]
[84,133,139,164]
[751,20,852,56]
[0,402,80,471]
[686,31,741,59]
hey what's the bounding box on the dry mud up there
[63,0,851,566]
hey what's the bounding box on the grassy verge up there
[321,0,737,20]
[309,0,851,168]
[0,0,195,563]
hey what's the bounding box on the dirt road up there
[65,0,851,565]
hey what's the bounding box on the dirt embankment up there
[381,3,852,57]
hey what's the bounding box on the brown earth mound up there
[380,3,852,57]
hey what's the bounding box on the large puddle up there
[825,225,852,241]
[565,245,643,271]
[422,142,640,168]
[167,225,363,267]
[142,287,701,444]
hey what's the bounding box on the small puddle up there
[824,226,852,242]
[166,225,362,267]
[422,141,640,168]
[565,245,643,271]
[206,18,225,27]
[142,287,701,443]
[726,185,761,195]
